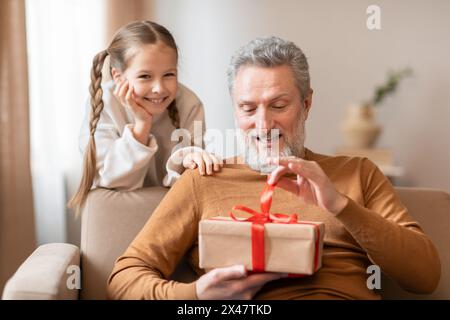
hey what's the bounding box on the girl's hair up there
[68,20,180,212]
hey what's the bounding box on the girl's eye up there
[164,73,176,77]
[139,75,151,79]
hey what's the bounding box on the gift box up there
[198,183,325,275]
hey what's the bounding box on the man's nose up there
[255,107,274,130]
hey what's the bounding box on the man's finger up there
[270,156,320,181]
[247,285,266,299]
[213,265,247,282]
[277,156,307,165]
[267,165,289,185]
[276,177,300,195]
[288,162,322,182]
[298,177,318,204]
[270,157,312,176]
[241,272,285,290]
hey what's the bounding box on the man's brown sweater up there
[107,149,441,299]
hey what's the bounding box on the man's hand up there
[267,157,348,215]
[196,265,286,300]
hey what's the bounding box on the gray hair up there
[227,36,310,99]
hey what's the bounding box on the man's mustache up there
[245,128,283,141]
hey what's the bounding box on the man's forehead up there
[233,65,297,102]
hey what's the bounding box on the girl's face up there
[114,42,178,115]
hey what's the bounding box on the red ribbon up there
[228,182,321,275]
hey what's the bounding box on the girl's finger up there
[113,78,124,96]
[209,153,222,172]
[192,152,205,175]
[126,85,139,110]
[186,159,197,170]
[182,154,196,169]
[212,153,224,168]
[202,152,213,175]
[126,87,143,113]
[125,84,133,104]
[118,80,129,102]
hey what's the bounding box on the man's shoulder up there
[307,148,376,173]
[177,160,255,188]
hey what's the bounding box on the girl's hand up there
[114,79,153,145]
[183,151,223,175]
[114,79,153,125]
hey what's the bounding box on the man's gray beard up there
[237,116,306,174]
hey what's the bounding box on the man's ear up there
[302,88,313,120]
[111,68,122,83]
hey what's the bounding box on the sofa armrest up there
[2,243,80,300]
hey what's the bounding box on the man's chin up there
[245,145,294,174]
[246,156,279,174]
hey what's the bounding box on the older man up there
[107,37,440,300]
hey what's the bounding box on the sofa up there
[2,186,449,300]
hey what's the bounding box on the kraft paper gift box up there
[198,217,325,275]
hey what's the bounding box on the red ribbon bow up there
[228,182,320,275]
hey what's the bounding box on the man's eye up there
[272,104,287,109]
[241,105,256,113]
[164,73,176,77]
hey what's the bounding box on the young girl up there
[69,20,221,210]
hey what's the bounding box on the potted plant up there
[341,68,412,149]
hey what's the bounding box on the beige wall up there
[152,0,450,192]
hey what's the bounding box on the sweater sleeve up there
[335,158,441,294]
[79,98,158,190]
[107,170,200,300]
